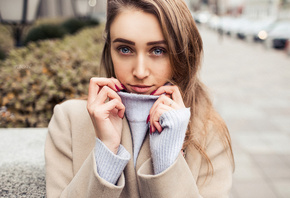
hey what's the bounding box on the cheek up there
[152,60,172,80]
[111,55,130,80]
[165,63,173,79]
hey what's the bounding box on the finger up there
[88,78,100,105]
[94,77,121,91]
[103,98,125,119]
[150,95,175,116]
[109,77,124,91]
[151,103,172,133]
[94,86,122,105]
[149,95,174,133]
[149,95,166,130]
[153,85,184,106]
[88,78,121,105]
[88,98,125,120]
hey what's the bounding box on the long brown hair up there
[101,0,234,176]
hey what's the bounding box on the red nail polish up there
[146,115,150,124]
[115,85,120,92]
[121,84,126,90]
[150,90,157,95]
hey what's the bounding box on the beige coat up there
[45,99,233,198]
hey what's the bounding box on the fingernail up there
[121,84,126,90]
[159,128,163,133]
[146,115,150,124]
[150,90,157,95]
[115,85,120,92]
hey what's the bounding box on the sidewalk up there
[199,26,290,198]
[0,128,47,197]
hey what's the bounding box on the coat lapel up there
[136,132,151,170]
[120,119,151,197]
[120,118,140,197]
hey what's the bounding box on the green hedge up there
[23,18,100,46]
[61,18,100,34]
[23,23,67,45]
[0,25,105,127]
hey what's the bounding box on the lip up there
[129,85,153,94]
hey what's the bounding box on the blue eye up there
[119,47,131,54]
[152,48,166,55]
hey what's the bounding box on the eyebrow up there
[147,40,167,46]
[113,38,167,46]
[113,38,135,45]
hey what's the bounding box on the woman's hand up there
[148,85,185,133]
[87,77,125,154]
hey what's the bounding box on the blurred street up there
[199,26,290,198]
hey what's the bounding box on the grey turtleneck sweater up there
[94,91,190,184]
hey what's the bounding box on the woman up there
[45,0,234,197]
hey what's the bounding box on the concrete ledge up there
[0,128,47,197]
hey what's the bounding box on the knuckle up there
[90,77,97,83]
[111,98,118,103]
[111,98,119,105]
[157,103,162,108]
[160,95,167,100]
[102,85,109,92]
[110,78,116,83]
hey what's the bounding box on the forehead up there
[110,9,165,42]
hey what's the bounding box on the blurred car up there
[264,20,290,49]
[219,17,237,35]
[235,18,253,39]
[235,18,276,41]
[193,10,212,24]
[208,15,221,31]
[219,17,252,38]
[251,19,276,42]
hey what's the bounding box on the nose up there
[132,54,150,80]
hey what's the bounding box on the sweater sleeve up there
[137,119,233,198]
[94,138,131,184]
[149,108,190,174]
[45,102,127,198]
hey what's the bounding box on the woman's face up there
[110,9,172,94]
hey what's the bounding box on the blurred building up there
[201,0,290,19]
[207,0,234,15]
[243,0,279,19]
[278,0,290,19]
[189,0,244,16]
[37,0,290,20]
[38,0,107,20]
[243,0,290,19]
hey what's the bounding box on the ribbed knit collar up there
[118,91,159,122]
[118,91,159,165]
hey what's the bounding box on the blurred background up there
[0,0,290,197]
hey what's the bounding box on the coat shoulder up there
[56,99,88,117]
[53,99,91,128]
[58,99,87,113]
